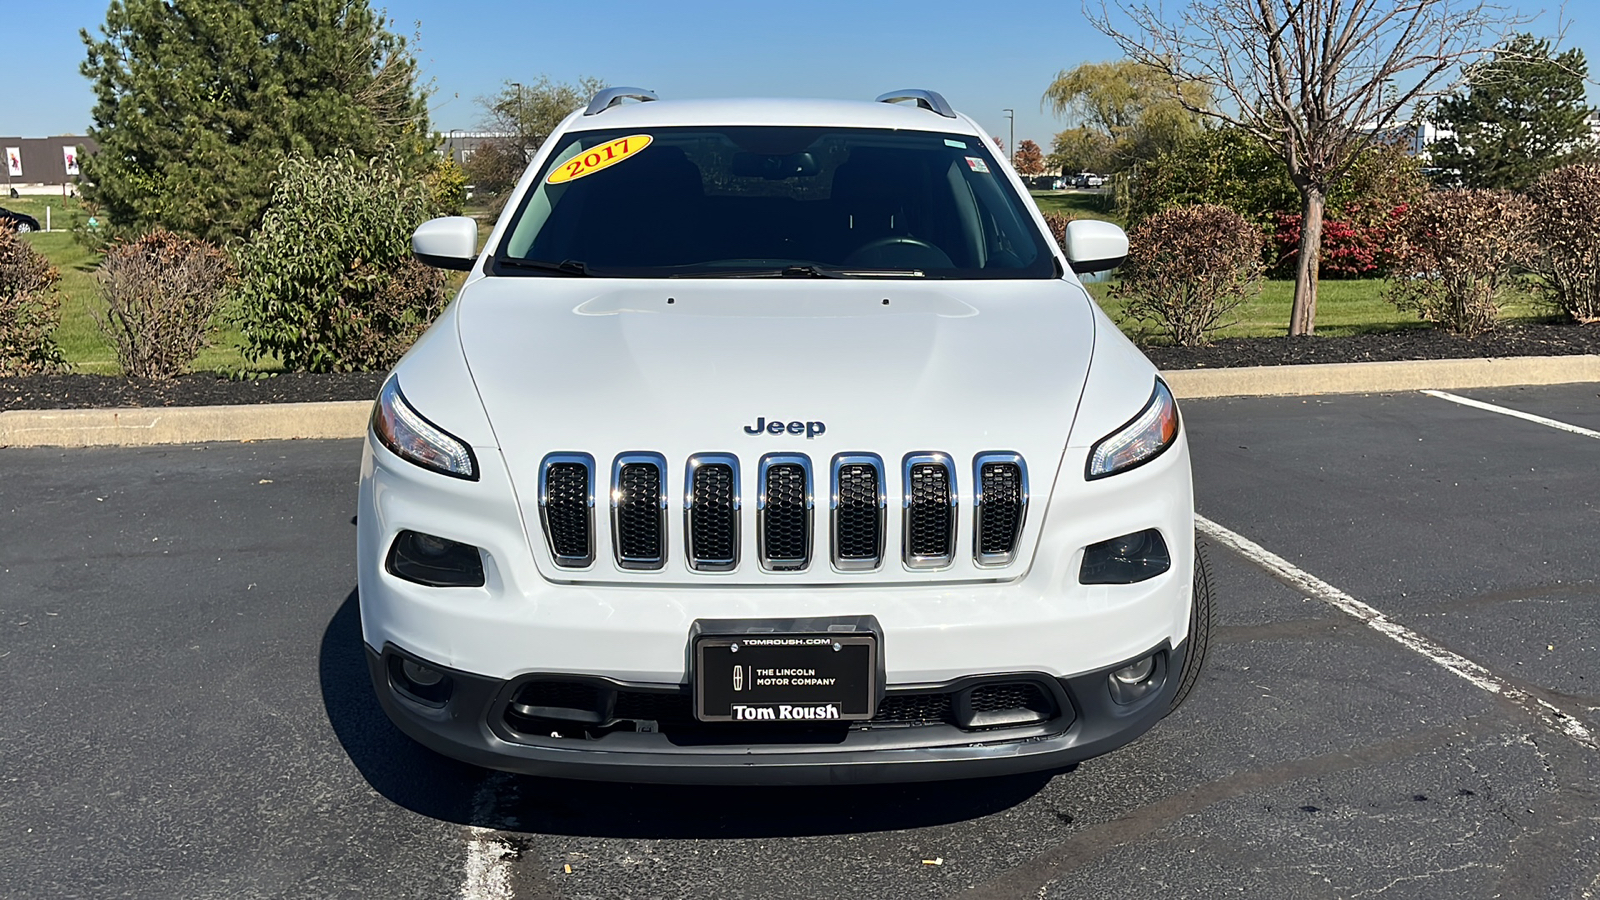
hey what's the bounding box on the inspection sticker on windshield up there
[965,156,990,173]
[547,134,653,184]
[944,139,967,149]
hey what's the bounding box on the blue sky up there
[3,1,1590,151]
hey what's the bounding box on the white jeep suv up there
[357,88,1211,784]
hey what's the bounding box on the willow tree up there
[1089,0,1522,335]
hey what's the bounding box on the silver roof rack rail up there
[875,90,956,119]
[584,87,658,116]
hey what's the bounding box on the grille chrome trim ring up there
[830,453,887,572]
[972,452,1028,568]
[610,452,668,571]
[537,452,596,569]
[756,453,813,573]
[902,452,958,570]
[683,453,741,573]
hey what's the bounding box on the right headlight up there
[371,377,478,480]
[1086,379,1179,480]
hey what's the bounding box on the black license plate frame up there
[693,630,879,723]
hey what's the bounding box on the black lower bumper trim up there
[366,641,1186,785]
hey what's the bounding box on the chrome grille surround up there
[683,453,741,572]
[610,452,668,570]
[972,451,1028,568]
[756,453,813,573]
[830,453,887,572]
[537,452,596,569]
[902,452,957,570]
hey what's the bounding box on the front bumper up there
[366,639,1186,785]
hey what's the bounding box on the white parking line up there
[460,773,517,900]
[1422,389,1600,440]
[1196,514,1596,750]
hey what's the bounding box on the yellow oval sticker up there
[546,134,653,185]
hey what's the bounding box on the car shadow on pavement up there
[320,589,1055,838]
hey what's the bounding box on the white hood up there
[454,277,1099,584]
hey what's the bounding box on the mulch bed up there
[1,323,1596,412]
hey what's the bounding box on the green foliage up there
[1113,205,1264,346]
[424,156,468,218]
[1387,190,1531,337]
[1046,127,1115,176]
[94,230,233,379]
[465,75,607,196]
[233,153,448,372]
[1041,60,1209,171]
[80,0,433,242]
[1430,35,1594,191]
[0,227,68,375]
[1526,163,1600,323]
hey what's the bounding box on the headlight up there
[371,378,478,480]
[1086,379,1179,479]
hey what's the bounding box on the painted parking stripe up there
[1195,514,1596,750]
[1422,389,1600,440]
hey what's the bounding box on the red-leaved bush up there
[1526,163,1600,323]
[94,230,233,379]
[0,225,67,375]
[1272,202,1408,278]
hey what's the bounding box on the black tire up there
[15,221,33,233]
[1167,539,1215,714]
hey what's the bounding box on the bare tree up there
[1089,0,1526,335]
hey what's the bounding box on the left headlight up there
[371,378,478,480]
[1086,379,1179,480]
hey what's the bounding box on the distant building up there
[1360,121,1454,160]
[2,136,98,192]
[438,131,514,167]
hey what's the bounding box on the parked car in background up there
[0,207,40,233]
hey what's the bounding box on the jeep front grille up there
[903,453,957,569]
[973,453,1028,567]
[538,453,595,568]
[611,453,667,570]
[757,454,813,571]
[831,454,886,571]
[684,453,739,572]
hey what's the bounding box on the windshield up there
[494,126,1056,279]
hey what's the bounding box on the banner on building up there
[62,147,79,176]
[5,148,20,178]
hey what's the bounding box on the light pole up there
[509,82,524,143]
[1002,109,1015,164]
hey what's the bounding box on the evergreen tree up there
[1430,35,1593,191]
[81,0,433,242]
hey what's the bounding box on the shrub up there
[1112,204,1263,346]
[1387,189,1531,337]
[234,152,449,372]
[1270,202,1409,278]
[0,226,67,375]
[1040,213,1078,252]
[93,230,233,379]
[1526,163,1600,323]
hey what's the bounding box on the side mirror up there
[412,216,479,271]
[1062,219,1128,275]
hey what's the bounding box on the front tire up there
[15,222,33,233]
[1167,539,1214,714]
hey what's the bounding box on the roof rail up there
[874,90,956,119]
[584,87,658,116]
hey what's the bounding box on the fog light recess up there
[386,530,486,587]
[387,652,454,707]
[1107,652,1164,705]
[1080,529,1170,585]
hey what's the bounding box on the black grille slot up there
[761,462,810,570]
[969,682,1048,713]
[831,455,884,571]
[540,457,593,567]
[976,459,1026,564]
[688,461,737,570]
[873,692,954,725]
[613,457,665,569]
[905,461,954,564]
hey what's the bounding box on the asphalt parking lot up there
[2,383,1598,899]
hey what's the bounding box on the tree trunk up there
[1290,186,1325,336]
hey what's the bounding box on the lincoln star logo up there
[733,665,744,692]
[744,417,826,439]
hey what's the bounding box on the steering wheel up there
[844,236,955,269]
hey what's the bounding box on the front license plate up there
[694,633,878,722]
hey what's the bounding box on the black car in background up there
[0,207,40,232]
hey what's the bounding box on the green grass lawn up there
[1085,277,1553,342]
[1029,189,1123,225]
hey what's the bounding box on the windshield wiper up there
[495,257,593,276]
[672,265,923,279]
